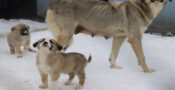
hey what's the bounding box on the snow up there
[0,19,175,90]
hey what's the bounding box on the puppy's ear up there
[26,25,30,30]
[150,0,155,2]
[33,41,39,48]
[33,38,45,48]
[57,44,63,51]
[50,39,63,51]
[141,0,145,3]
[11,26,16,32]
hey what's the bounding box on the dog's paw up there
[75,85,83,90]
[10,51,15,54]
[17,55,23,58]
[32,50,36,53]
[64,81,72,86]
[39,84,48,89]
[144,68,156,73]
[28,48,36,53]
[110,64,122,69]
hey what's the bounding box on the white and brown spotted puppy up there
[33,38,91,90]
[7,24,36,58]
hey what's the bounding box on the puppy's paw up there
[64,81,72,85]
[17,55,23,58]
[110,64,122,69]
[75,85,83,90]
[31,50,36,53]
[39,84,48,89]
[28,48,36,53]
[144,68,156,73]
[10,51,15,54]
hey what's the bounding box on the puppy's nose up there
[43,42,48,46]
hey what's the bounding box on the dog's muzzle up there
[20,30,29,36]
[42,42,48,47]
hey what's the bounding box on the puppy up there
[33,38,91,90]
[7,24,36,58]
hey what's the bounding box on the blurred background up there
[0,0,174,34]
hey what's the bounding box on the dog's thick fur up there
[7,24,35,58]
[33,38,91,90]
[46,0,172,72]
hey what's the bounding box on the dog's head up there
[131,0,172,18]
[140,0,172,5]
[33,38,63,52]
[11,24,30,36]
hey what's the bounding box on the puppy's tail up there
[87,55,92,63]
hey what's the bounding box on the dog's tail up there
[87,55,92,63]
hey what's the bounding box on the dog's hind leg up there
[109,36,126,69]
[15,46,22,58]
[64,72,75,85]
[128,36,153,72]
[76,72,85,89]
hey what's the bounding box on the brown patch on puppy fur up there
[7,24,36,58]
[33,38,91,90]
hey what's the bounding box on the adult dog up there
[46,0,172,72]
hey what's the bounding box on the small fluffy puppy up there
[33,38,91,90]
[7,24,36,58]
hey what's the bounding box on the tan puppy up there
[7,24,36,58]
[33,38,91,90]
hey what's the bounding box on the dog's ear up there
[26,25,30,30]
[150,0,155,2]
[57,44,63,51]
[11,26,16,32]
[141,0,145,3]
[33,41,39,48]
[33,38,45,48]
[169,0,172,2]
[50,39,63,51]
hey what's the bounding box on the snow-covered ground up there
[0,19,175,90]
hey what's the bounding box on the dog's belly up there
[75,25,128,39]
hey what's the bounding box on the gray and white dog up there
[46,0,172,72]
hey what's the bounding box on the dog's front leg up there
[49,73,60,90]
[128,36,154,72]
[39,71,48,89]
[109,36,126,69]
[15,46,22,58]
[9,44,15,54]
